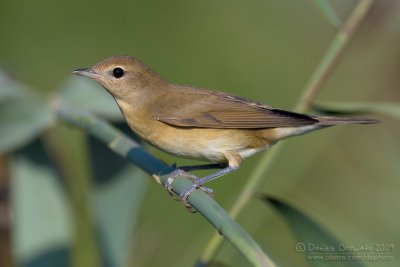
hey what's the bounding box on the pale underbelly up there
[142,126,272,163]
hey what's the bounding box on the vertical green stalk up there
[45,126,101,267]
[198,0,374,264]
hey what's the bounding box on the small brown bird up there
[73,56,377,208]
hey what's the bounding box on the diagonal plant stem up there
[295,0,374,112]
[53,99,277,267]
[198,0,374,264]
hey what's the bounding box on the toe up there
[200,186,214,198]
[180,184,198,210]
[165,169,185,198]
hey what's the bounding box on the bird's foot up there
[180,180,214,212]
[165,169,197,200]
[165,169,215,212]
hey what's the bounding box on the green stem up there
[198,0,374,264]
[45,125,101,267]
[295,0,374,112]
[53,100,277,267]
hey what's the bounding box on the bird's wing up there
[152,88,318,129]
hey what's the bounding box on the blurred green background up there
[0,1,399,267]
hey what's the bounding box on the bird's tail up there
[314,116,379,126]
[268,115,378,141]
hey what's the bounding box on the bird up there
[73,56,377,210]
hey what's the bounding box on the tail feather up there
[314,116,379,126]
[270,116,378,141]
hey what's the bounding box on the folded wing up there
[153,88,318,129]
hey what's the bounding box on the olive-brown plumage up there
[73,56,377,208]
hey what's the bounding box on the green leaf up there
[11,156,72,262]
[265,197,365,267]
[0,71,54,153]
[313,102,400,119]
[313,0,342,29]
[0,96,54,154]
[58,77,123,121]
[0,71,29,101]
[94,165,148,267]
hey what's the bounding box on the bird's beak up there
[73,68,101,79]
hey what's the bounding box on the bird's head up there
[73,56,164,99]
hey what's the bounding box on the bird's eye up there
[112,67,125,78]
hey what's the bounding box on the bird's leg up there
[179,163,227,172]
[165,163,226,199]
[180,165,239,210]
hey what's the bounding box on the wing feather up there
[152,87,318,129]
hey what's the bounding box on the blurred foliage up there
[0,1,399,267]
[313,0,343,29]
[265,196,364,267]
[313,101,400,119]
[58,77,123,122]
[0,73,53,153]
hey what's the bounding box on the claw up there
[165,169,183,198]
[165,168,216,212]
[180,180,214,212]
[165,169,197,200]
